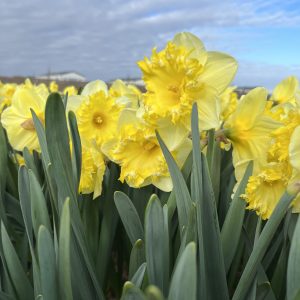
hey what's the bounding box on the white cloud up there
[0,0,299,87]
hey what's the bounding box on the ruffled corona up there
[76,91,121,147]
[103,121,191,192]
[242,163,287,219]
[138,32,237,130]
[79,140,105,199]
[138,42,205,124]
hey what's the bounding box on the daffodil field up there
[0,32,300,299]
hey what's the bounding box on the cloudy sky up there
[0,0,299,88]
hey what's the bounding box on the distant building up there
[110,78,145,87]
[36,71,86,82]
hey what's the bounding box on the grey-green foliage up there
[0,95,298,300]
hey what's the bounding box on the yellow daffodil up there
[109,79,141,108]
[271,76,299,104]
[138,32,237,130]
[76,91,121,147]
[67,80,108,113]
[0,83,17,113]
[268,106,300,164]
[63,85,78,96]
[287,125,300,212]
[224,87,281,178]
[1,86,48,151]
[102,113,191,191]
[79,139,105,199]
[242,163,287,219]
[49,81,59,92]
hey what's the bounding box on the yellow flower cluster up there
[1,32,300,220]
[227,76,300,219]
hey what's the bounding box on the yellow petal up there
[157,120,189,151]
[153,176,173,192]
[12,87,45,117]
[81,80,108,96]
[227,87,268,130]
[289,125,300,172]
[272,76,299,103]
[200,51,238,94]
[195,86,220,130]
[66,95,88,113]
[172,32,207,64]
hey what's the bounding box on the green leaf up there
[233,192,295,300]
[18,166,33,246]
[185,202,197,245]
[46,93,104,299]
[206,129,221,202]
[29,169,51,237]
[23,147,40,182]
[168,242,197,300]
[96,164,120,288]
[167,151,193,223]
[0,123,8,225]
[287,215,300,300]
[131,262,147,288]
[0,290,15,300]
[45,93,75,209]
[129,239,146,279]
[221,161,253,272]
[114,191,144,245]
[31,109,50,166]
[1,222,33,300]
[121,282,146,300]
[18,167,42,297]
[58,198,72,300]
[191,103,228,300]
[68,111,82,188]
[38,226,58,300]
[145,195,169,296]
[156,132,192,236]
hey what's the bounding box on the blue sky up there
[0,0,299,89]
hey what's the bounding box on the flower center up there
[93,113,104,126]
[143,141,157,151]
[168,84,180,94]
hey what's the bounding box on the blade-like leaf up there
[287,215,300,300]
[156,132,192,236]
[38,226,58,300]
[131,263,147,288]
[191,103,229,300]
[1,222,33,300]
[233,192,295,300]
[145,195,169,296]
[129,239,146,279]
[58,198,72,300]
[168,242,197,300]
[221,161,253,272]
[114,191,144,245]
[68,111,82,188]
[29,169,52,237]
